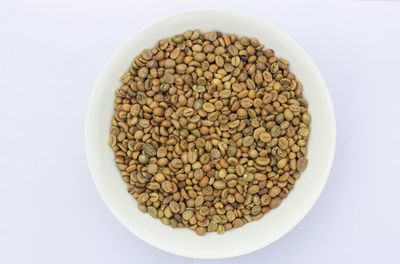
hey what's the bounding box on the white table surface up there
[1,0,399,263]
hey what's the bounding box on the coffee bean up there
[213,180,227,190]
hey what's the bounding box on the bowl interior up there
[86,10,335,259]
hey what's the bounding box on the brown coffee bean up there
[248,185,260,194]
[302,112,311,125]
[269,186,281,197]
[202,102,215,112]
[256,157,270,166]
[297,157,308,171]
[277,159,287,169]
[171,159,183,169]
[269,197,282,209]
[194,196,204,207]
[196,226,206,236]
[169,201,179,213]
[259,132,272,143]
[213,180,227,190]
[271,126,281,138]
[232,218,244,228]
[182,210,194,221]
[243,136,254,147]
[260,194,271,205]
[143,143,156,156]
[162,181,174,193]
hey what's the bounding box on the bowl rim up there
[85,8,336,259]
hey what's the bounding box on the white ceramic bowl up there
[86,10,336,259]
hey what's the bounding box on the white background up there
[1,1,400,263]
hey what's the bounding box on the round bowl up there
[86,9,336,259]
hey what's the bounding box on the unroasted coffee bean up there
[162,181,174,193]
[213,180,227,190]
[182,210,194,221]
[243,136,254,147]
[110,30,311,236]
[171,159,183,169]
[203,102,215,112]
[297,157,308,172]
[270,197,282,209]
[143,143,156,157]
[269,186,281,197]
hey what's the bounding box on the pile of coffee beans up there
[109,30,311,235]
